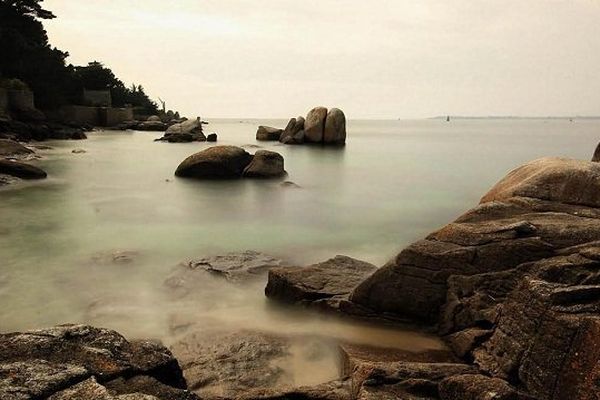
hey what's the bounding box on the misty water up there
[1,118,599,388]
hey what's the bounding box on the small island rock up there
[256,126,282,141]
[175,145,252,179]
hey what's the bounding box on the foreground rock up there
[175,146,252,179]
[265,255,376,313]
[156,118,206,143]
[170,330,290,399]
[0,324,197,400]
[256,126,283,141]
[0,159,47,179]
[175,146,286,180]
[243,150,286,178]
[346,156,600,398]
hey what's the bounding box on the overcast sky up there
[44,0,600,119]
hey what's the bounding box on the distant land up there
[429,115,600,120]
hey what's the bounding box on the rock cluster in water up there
[256,106,346,145]
[154,118,211,143]
[175,145,285,179]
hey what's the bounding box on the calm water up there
[0,118,598,385]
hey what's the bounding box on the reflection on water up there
[1,118,599,386]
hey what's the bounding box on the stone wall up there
[59,105,133,127]
[0,88,8,117]
[83,89,112,107]
[7,89,34,111]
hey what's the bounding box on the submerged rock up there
[256,126,283,141]
[304,107,328,143]
[0,159,47,179]
[243,150,286,178]
[164,250,287,296]
[323,108,346,145]
[175,146,253,179]
[265,255,376,312]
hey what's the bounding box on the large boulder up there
[243,150,286,178]
[175,146,253,179]
[0,324,193,399]
[480,157,600,207]
[265,255,376,312]
[0,139,33,156]
[304,107,328,143]
[323,108,346,145]
[0,159,47,179]
[350,158,600,323]
[256,126,282,141]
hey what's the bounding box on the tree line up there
[0,0,158,114]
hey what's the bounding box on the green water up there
[0,118,598,381]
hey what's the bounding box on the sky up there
[43,0,600,119]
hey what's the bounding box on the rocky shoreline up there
[2,152,600,399]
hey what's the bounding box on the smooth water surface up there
[0,118,598,384]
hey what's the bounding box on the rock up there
[0,360,88,400]
[238,379,350,400]
[0,139,33,156]
[480,157,600,207]
[147,115,161,122]
[206,133,217,142]
[281,181,301,188]
[166,119,205,136]
[105,375,199,400]
[174,146,252,179]
[72,148,87,154]
[351,158,600,323]
[438,374,521,400]
[472,278,600,399]
[164,251,287,296]
[304,107,328,143]
[593,142,600,162]
[0,324,190,400]
[71,130,88,140]
[351,361,476,400]
[243,150,286,178]
[279,117,305,144]
[90,250,141,265]
[265,255,377,312]
[445,328,492,359]
[256,126,283,141]
[169,330,290,399]
[157,118,205,141]
[0,159,47,179]
[323,108,346,145]
[0,324,186,388]
[138,121,167,132]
